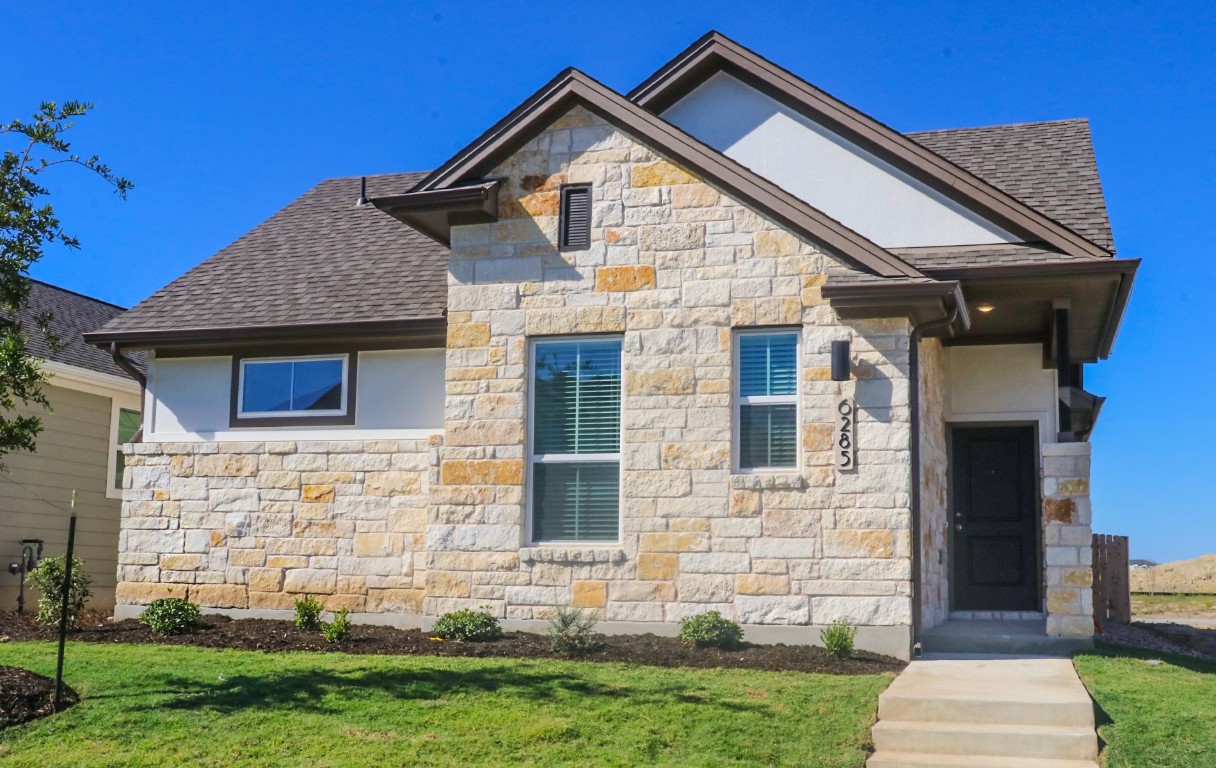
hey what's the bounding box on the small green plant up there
[432,607,502,642]
[820,619,857,659]
[322,608,352,643]
[140,597,202,636]
[294,594,324,631]
[679,610,744,650]
[547,606,599,653]
[27,555,93,629]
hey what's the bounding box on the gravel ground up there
[1097,621,1216,661]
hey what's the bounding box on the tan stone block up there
[448,323,492,349]
[670,184,720,208]
[196,454,259,477]
[803,423,833,453]
[637,553,678,581]
[737,574,791,596]
[595,265,656,292]
[368,588,425,613]
[228,549,267,567]
[1047,588,1081,615]
[258,471,300,490]
[426,571,472,598]
[661,442,729,470]
[823,530,895,558]
[611,581,674,602]
[669,518,711,533]
[730,489,762,517]
[295,503,332,520]
[115,582,176,605]
[248,591,295,610]
[440,459,523,486]
[389,507,428,533]
[188,583,248,608]
[322,593,367,612]
[754,230,799,258]
[210,530,227,547]
[153,489,170,501]
[448,366,497,381]
[764,508,819,538]
[521,173,567,193]
[267,555,309,568]
[639,532,709,553]
[293,520,337,538]
[1043,498,1077,524]
[354,532,401,557]
[283,569,337,595]
[625,368,694,396]
[501,191,558,219]
[301,485,335,503]
[429,552,519,572]
[301,472,356,485]
[365,471,423,496]
[337,576,367,594]
[171,455,194,477]
[630,161,699,187]
[572,580,607,608]
[1063,568,1093,587]
[755,296,801,325]
[248,568,284,592]
[161,554,205,571]
[267,538,336,557]
[446,421,524,447]
[1058,479,1090,496]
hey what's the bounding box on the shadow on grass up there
[1089,640,1216,676]
[137,663,767,718]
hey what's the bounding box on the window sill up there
[729,472,806,491]
[521,547,627,564]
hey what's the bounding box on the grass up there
[1074,642,1216,768]
[1131,592,1216,617]
[0,641,892,767]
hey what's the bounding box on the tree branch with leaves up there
[0,101,131,462]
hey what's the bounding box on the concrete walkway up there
[868,657,1099,767]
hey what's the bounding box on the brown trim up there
[370,181,500,247]
[403,68,924,279]
[84,317,447,352]
[629,31,1114,260]
[941,332,1049,349]
[925,258,1139,282]
[821,279,973,333]
[229,352,359,429]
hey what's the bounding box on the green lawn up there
[0,642,892,767]
[1131,592,1216,618]
[1074,643,1216,768]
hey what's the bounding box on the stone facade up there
[115,439,437,614]
[917,338,950,630]
[1041,441,1094,637]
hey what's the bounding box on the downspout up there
[110,342,147,441]
[907,302,958,658]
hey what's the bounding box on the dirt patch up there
[1130,554,1216,594]
[0,611,903,676]
[0,666,77,729]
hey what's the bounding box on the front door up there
[950,426,1039,612]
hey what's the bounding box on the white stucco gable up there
[662,71,1021,248]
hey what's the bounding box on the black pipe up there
[54,510,77,711]
[908,303,959,657]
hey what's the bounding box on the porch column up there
[1042,441,1094,637]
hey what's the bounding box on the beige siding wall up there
[0,383,124,609]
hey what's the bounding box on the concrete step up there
[920,619,1092,655]
[868,751,1099,768]
[871,720,1098,761]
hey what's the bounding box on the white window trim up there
[733,327,802,473]
[526,335,624,546]
[236,354,350,419]
[106,400,142,499]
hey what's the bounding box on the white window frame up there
[236,354,350,419]
[526,335,624,546]
[106,400,143,499]
[733,327,801,473]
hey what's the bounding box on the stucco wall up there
[945,343,1057,437]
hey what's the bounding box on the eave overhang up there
[822,279,972,335]
[370,181,500,247]
[630,31,1115,260]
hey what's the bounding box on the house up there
[2,281,143,610]
[85,32,1137,659]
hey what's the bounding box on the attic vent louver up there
[559,184,591,250]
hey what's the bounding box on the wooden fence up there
[1092,534,1131,625]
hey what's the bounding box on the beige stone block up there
[1063,568,1093,587]
[730,489,761,517]
[364,471,423,496]
[630,160,699,187]
[258,471,300,490]
[823,530,895,558]
[295,503,333,520]
[210,530,227,547]
[248,591,295,610]
[530,563,571,586]
[302,484,335,503]
[669,518,711,533]
[248,568,284,592]
[572,580,608,608]
[1058,479,1090,496]
[292,520,337,538]
[389,507,428,533]
[228,548,265,567]
[737,574,791,596]
[440,459,524,486]
[670,184,720,208]
[161,554,205,571]
[638,223,705,251]
[754,230,799,258]
[1047,588,1082,615]
[624,368,694,396]
[267,538,336,557]
[188,583,248,608]
[639,532,709,553]
[677,574,734,603]
[283,569,337,595]
[301,472,356,485]
[446,421,524,447]
[426,571,472,598]
[337,576,367,594]
[170,455,194,477]
[803,423,833,453]
[764,508,819,538]
[115,582,176,605]
[369,588,425,613]
[755,296,801,325]
[660,441,729,470]
[448,322,492,349]
[354,532,402,557]
[637,553,678,581]
[267,555,309,568]
[595,265,656,292]
[196,454,259,478]
[430,551,520,572]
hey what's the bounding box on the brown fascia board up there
[821,279,972,334]
[927,258,1139,360]
[83,317,447,352]
[370,181,500,247]
[406,67,924,280]
[629,31,1114,260]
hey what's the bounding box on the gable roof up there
[630,31,1114,260]
[384,68,925,280]
[14,280,144,376]
[907,120,1114,251]
[87,173,449,348]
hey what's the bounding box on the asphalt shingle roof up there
[906,119,1114,252]
[16,280,143,376]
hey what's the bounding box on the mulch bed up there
[0,611,903,676]
[0,666,77,729]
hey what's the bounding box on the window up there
[736,331,799,470]
[559,184,591,250]
[234,354,355,426]
[110,407,140,494]
[530,337,621,543]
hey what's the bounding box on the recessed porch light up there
[975,303,996,313]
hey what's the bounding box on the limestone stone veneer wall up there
[115,439,437,613]
[1042,441,1094,637]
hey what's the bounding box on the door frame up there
[946,421,1043,613]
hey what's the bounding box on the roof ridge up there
[317,170,431,184]
[29,278,128,311]
[906,118,1090,136]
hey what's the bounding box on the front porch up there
[921,617,1093,656]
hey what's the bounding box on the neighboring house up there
[2,281,143,610]
[86,33,1137,659]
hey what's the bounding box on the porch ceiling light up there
[975,303,996,313]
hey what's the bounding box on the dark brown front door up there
[951,426,1039,612]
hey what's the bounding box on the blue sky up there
[5,2,1213,562]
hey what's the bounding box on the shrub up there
[294,594,324,632]
[322,608,352,643]
[27,556,92,629]
[679,610,744,650]
[140,597,202,635]
[820,619,857,659]
[432,608,502,642]
[547,607,599,653]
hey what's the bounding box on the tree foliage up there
[0,102,130,461]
